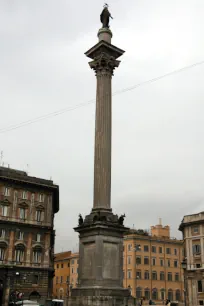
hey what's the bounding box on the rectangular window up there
[127,270,132,279]
[196,264,201,268]
[174,248,178,256]
[36,210,42,222]
[22,191,28,200]
[144,245,149,252]
[127,256,131,264]
[168,272,172,281]
[18,232,24,240]
[1,205,8,217]
[32,275,38,284]
[136,256,141,265]
[152,257,156,266]
[71,267,74,274]
[128,244,132,252]
[0,248,5,260]
[36,234,41,242]
[152,246,156,253]
[60,276,63,284]
[198,281,203,293]
[160,259,164,266]
[67,262,70,267]
[0,229,5,238]
[160,272,165,280]
[193,244,201,254]
[152,271,157,280]
[20,208,26,219]
[57,264,59,269]
[4,187,10,196]
[174,260,178,268]
[67,276,70,283]
[39,193,44,202]
[33,251,42,263]
[144,257,149,265]
[166,248,171,255]
[175,273,179,281]
[193,227,199,233]
[61,264,64,268]
[15,249,24,263]
[167,259,171,267]
[144,271,149,280]
[136,271,141,279]
[159,247,163,254]
[71,259,75,265]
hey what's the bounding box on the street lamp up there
[181,260,187,306]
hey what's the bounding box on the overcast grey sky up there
[0,0,204,252]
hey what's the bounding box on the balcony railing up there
[0,259,51,268]
[0,215,52,227]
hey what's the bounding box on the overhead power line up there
[0,59,204,134]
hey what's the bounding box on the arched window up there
[176,289,181,301]
[160,288,165,300]
[152,288,158,300]
[168,289,173,301]
[144,288,150,300]
[15,243,25,263]
[136,287,142,298]
[33,246,42,264]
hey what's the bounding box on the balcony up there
[0,215,52,227]
[0,259,51,268]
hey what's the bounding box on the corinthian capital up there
[89,52,120,75]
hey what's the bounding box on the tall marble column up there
[86,28,124,211]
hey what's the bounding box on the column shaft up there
[93,71,112,210]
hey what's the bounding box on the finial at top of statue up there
[100,3,113,28]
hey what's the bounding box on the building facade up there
[53,252,78,299]
[179,212,204,306]
[0,166,59,306]
[123,222,184,303]
[53,222,184,304]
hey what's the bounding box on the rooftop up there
[179,211,204,231]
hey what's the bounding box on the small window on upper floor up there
[193,244,201,254]
[17,231,24,240]
[4,187,10,196]
[193,227,199,234]
[61,264,64,268]
[22,191,28,200]
[128,244,132,252]
[1,205,8,217]
[152,246,156,253]
[71,259,75,265]
[0,229,5,239]
[39,193,44,203]
[68,262,70,267]
[174,248,178,256]
[166,248,171,255]
[36,234,41,242]
[57,264,59,269]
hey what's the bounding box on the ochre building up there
[53,252,78,299]
[0,166,59,306]
[54,222,184,304]
[123,221,184,303]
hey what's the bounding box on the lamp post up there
[181,260,187,306]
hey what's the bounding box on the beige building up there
[123,221,184,303]
[179,211,204,306]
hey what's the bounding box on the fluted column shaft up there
[93,70,112,209]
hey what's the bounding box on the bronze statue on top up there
[100,4,113,28]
